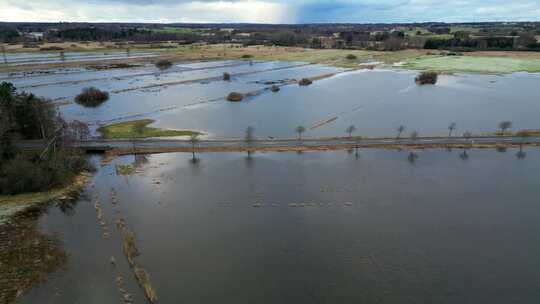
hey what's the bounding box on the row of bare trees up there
[186,119,530,163]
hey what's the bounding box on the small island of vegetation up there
[415,71,438,85]
[155,59,173,70]
[97,119,201,139]
[299,78,313,86]
[227,92,244,102]
[75,87,110,107]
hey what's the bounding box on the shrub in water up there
[415,71,438,85]
[155,59,173,70]
[271,85,280,92]
[75,87,109,107]
[299,78,313,86]
[223,72,231,81]
[227,92,244,102]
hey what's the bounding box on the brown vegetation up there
[227,92,244,102]
[75,87,109,107]
[415,71,438,85]
[299,78,313,86]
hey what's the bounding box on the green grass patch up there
[404,55,540,73]
[98,119,202,139]
[116,164,135,175]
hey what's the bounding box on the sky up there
[1,0,540,24]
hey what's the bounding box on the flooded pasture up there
[12,148,540,303]
[6,59,540,138]
[1,51,159,66]
[3,58,540,303]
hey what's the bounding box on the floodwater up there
[4,59,540,138]
[3,58,540,303]
[16,148,540,303]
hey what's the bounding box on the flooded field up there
[3,57,540,303]
[1,51,159,66]
[9,148,540,303]
[5,59,540,138]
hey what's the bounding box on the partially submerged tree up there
[299,78,313,86]
[75,87,109,107]
[396,125,406,140]
[155,59,173,70]
[408,131,419,163]
[227,92,244,102]
[498,121,512,135]
[189,133,200,162]
[415,71,438,85]
[295,126,306,140]
[223,72,231,81]
[410,131,419,143]
[346,125,357,138]
[245,126,255,158]
[448,122,457,137]
[516,131,531,158]
[461,131,472,160]
[270,85,280,93]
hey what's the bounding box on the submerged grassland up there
[404,55,540,73]
[97,119,201,139]
[3,43,540,74]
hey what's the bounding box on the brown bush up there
[415,71,438,85]
[75,87,110,107]
[227,92,244,102]
[155,59,173,70]
[299,78,313,86]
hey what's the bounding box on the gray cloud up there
[1,0,540,23]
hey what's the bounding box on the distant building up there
[23,32,44,41]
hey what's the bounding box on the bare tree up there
[410,131,419,143]
[295,126,306,140]
[396,125,405,140]
[461,131,472,160]
[448,122,456,137]
[408,131,419,163]
[346,125,356,138]
[189,133,200,162]
[516,131,530,159]
[498,121,512,135]
[245,126,255,158]
[1,45,7,64]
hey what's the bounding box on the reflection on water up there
[12,148,540,303]
[0,207,68,304]
[6,60,540,139]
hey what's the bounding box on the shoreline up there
[0,172,92,224]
